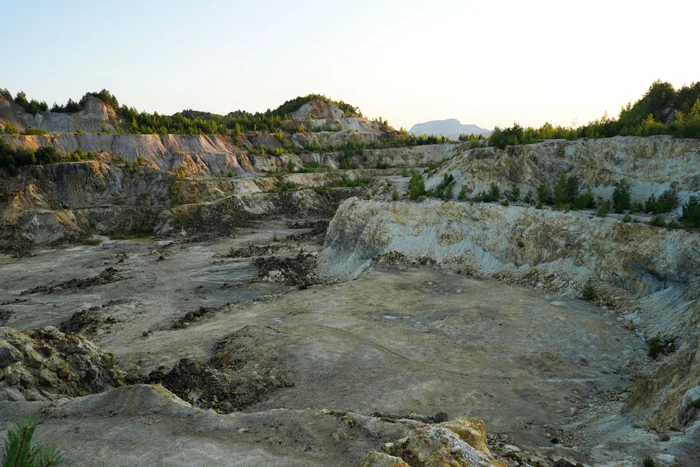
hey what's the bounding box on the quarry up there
[0,93,698,466]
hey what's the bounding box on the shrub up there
[595,201,611,217]
[401,167,409,177]
[391,189,399,201]
[286,159,295,173]
[457,187,467,201]
[612,180,631,213]
[623,214,632,222]
[408,170,426,201]
[375,156,389,169]
[2,418,63,466]
[642,457,656,467]
[647,336,674,359]
[573,191,595,210]
[582,279,597,301]
[679,195,700,228]
[34,146,61,165]
[228,247,236,258]
[510,184,520,202]
[649,215,666,227]
[432,173,455,200]
[630,202,644,214]
[537,181,552,205]
[523,190,534,205]
[659,188,679,212]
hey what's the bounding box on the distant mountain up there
[409,119,491,139]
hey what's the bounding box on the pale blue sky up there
[1,0,697,130]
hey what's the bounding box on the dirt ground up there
[0,217,660,465]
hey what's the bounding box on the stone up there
[360,451,409,467]
[0,345,21,368]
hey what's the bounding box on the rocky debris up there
[371,411,449,424]
[147,325,292,413]
[362,417,507,467]
[372,251,438,270]
[21,267,122,295]
[230,243,285,258]
[0,326,124,401]
[59,308,117,336]
[172,304,229,329]
[253,252,317,287]
[679,386,700,427]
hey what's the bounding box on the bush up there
[391,189,399,201]
[286,159,295,173]
[401,167,409,177]
[582,279,597,301]
[595,201,611,217]
[537,181,552,205]
[457,187,467,201]
[431,173,455,200]
[647,336,674,359]
[2,418,63,466]
[623,214,632,222]
[612,180,631,213]
[375,156,389,169]
[649,215,666,227]
[679,195,700,228]
[642,457,656,467]
[523,190,534,205]
[408,170,426,201]
[510,184,520,202]
[573,191,595,210]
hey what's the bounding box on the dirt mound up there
[253,252,317,287]
[147,325,292,413]
[0,326,124,401]
[21,267,122,295]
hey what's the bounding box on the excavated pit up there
[0,135,698,466]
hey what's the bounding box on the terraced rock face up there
[321,198,700,295]
[426,136,700,203]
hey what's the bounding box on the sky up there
[1,0,698,131]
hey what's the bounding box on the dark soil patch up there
[147,325,292,413]
[253,252,316,287]
[21,267,122,295]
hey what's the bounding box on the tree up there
[408,170,426,201]
[537,180,552,205]
[1,418,63,466]
[679,195,700,228]
[34,146,61,165]
[612,180,631,213]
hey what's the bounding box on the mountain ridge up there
[410,118,491,139]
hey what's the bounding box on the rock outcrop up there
[362,417,506,467]
[320,198,700,296]
[427,136,700,206]
[0,326,124,401]
[0,96,122,133]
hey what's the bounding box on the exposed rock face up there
[0,96,121,132]
[427,136,700,205]
[362,417,506,467]
[320,198,700,296]
[0,326,124,401]
[291,98,383,133]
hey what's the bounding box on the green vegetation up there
[391,188,400,201]
[642,457,656,467]
[481,81,700,149]
[582,279,597,301]
[429,173,455,200]
[1,418,63,466]
[473,182,500,203]
[679,195,700,228]
[228,247,236,258]
[649,215,666,227]
[458,187,467,201]
[644,189,679,214]
[273,179,299,192]
[647,336,674,359]
[596,201,611,217]
[612,181,631,213]
[0,89,48,116]
[337,175,371,188]
[408,169,426,201]
[1,138,99,175]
